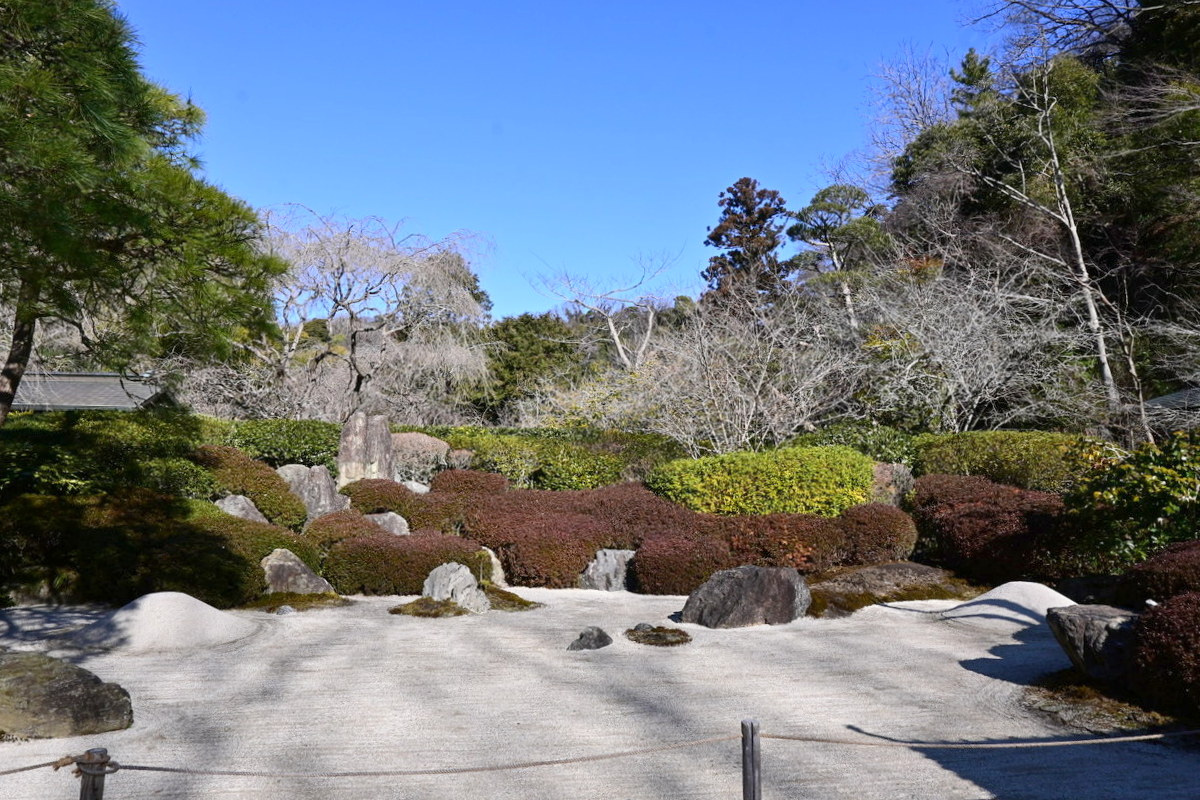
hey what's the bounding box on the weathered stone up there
[872,462,914,506]
[392,432,451,482]
[0,652,132,738]
[1046,604,1137,684]
[261,549,336,595]
[578,549,636,591]
[808,562,974,618]
[567,626,612,651]
[337,412,394,488]
[275,605,297,616]
[634,622,654,632]
[681,566,811,628]
[366,511,410,536]
[402,480,431,495]
[423,563,490,614]
[215,494,269,524]
[278,464,350,523]
[482,546,507,587]
[446,449,473,470]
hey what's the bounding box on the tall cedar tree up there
[701,178,794,305]
[0,0,283,426]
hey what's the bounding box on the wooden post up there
[77,748,110,800]
[742,719,761,800]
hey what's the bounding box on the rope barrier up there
[113,734,741,779]
[761,729,1200,749]
[0,755,80,777]
[1,726,1196,784]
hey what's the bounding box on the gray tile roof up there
[1146,387,1200,411]
[12,373,165,411]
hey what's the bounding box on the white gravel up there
[0,584,1197,800]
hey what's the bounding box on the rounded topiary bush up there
[1118,540,1200,606]
[835,504,919,565]
[568,482,703,549]
[429,469,509,494]
[1128,592,1200,716]
[324,533,491,595]
[908,475,1065,583]
[911,430,1092,492]
[191,445,307,531]
[340,478,422,516]
[721,514,844,574]
[305,509,390,554]
[645,446,874,517]
[630,533,737,595]
[225,419,342,472]
[532,442,624,490]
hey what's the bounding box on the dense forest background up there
[5,0,1199,451]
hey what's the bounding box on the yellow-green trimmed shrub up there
[912,430,1094,492]
[191,445,307,531]
[645,446,874,516]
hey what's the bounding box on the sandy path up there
[0,586,1197,800]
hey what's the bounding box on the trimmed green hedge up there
[789,422,916,465]
[0,410,217,499]
[191,445,307,531]
[0,491,320,608]
[224,419,342,472]
[911,430,1094,492]
[645,446,874,516]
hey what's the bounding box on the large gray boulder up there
[1046,604,1138,684]
[682,566,811,628]
[391,432,450,483]
[0,652,132,738]
[578,549,636,591]
[277,464,350,523]
[337,412,394,488]
[215,494,269,524]
[261,549,336,595]
[423,563,490,614]
[366,511,410,536]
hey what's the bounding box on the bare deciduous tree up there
[179,206,489,423]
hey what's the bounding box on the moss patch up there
[241,592,350,613]
[388,597,469,617]
[1023,669,1190,734]
[624,626,692,646]
[482,583,544,612]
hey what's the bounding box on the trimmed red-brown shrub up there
[722,514,844,574]
[430,469,509,494]
[629,533,737,595]
[340,478,421,516]
[323,532,491,595]
[1128,592,1200,716]
[306,509,387,553]
[1118,540,1200,606]
[191,445,307,531]
[566,482,705,549]
[835,504,919,565]
[913,474,1065,583]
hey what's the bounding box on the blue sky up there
[115,0,994,319]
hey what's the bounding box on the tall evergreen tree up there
[701,177,794,306]
[0,0,283,425]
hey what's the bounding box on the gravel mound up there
[939,581,1075,629]
[69,592,258,652]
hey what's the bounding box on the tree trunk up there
[0,281,39,428]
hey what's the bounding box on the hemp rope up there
[2,728,1196,782]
